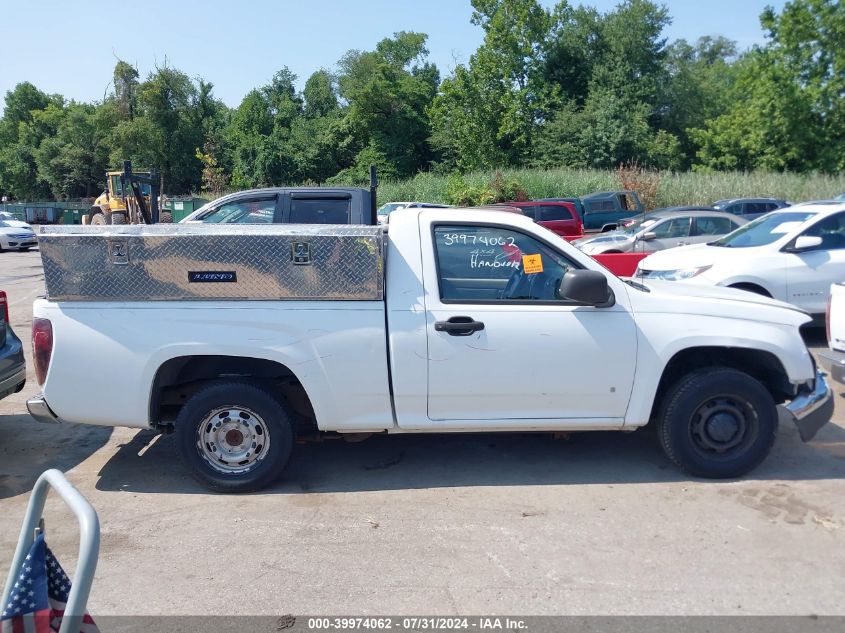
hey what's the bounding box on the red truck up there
[503,201,583,237]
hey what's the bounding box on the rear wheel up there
[159,210,173,224]
[110,212,127,225]
[90,212,109,226]
[175,381,294,493]
[657,367,777,478]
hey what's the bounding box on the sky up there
[1,0,786,110]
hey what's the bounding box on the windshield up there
[711,211,814,247]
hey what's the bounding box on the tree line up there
[0,0,841,202]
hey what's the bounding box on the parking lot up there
[1,247,844,616]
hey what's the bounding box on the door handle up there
[434,316,485,336]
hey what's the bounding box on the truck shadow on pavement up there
[0,414,112,499]
[93,417,845,495]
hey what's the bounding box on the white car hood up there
[629,279,809,327]
[638,243,753,271]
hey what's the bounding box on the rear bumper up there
[26,393,62,424]
[780,370,834,442]
[0,366,26,400]
[818,349,845,385]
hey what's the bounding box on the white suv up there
[636,202,845,317]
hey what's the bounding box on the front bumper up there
[26,393,61,424]
[818,349,845,385]
[780,370,834,442]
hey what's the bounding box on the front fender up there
[624,312,814,426]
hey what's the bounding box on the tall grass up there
[372,168,845,209]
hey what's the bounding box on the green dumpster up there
[163,196,209,223]
[62,209,84,225]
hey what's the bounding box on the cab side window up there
[290,198,350,224]
[434,225,577,302]
[110,175,123,197]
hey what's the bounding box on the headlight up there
[644,265,712,281]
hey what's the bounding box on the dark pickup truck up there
[0,291,26,401]
[181,187,377,225]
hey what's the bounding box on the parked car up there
[574,210,746,255]
[0,291,26,402]
[619,206,715,228]
[819,281,845,384]
[500,201,583,237]
[579,191,645,232]
[0,220,38,252]
[30,210,832,491]
[181,187,377,225]
[635,201,845,318]
[0,211,32,229]
[377,202,452,224]
[712,198,790,221]
[835,193,845,201]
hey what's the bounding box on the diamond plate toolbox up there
[39,224,384,301]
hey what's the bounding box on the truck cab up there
[580,191,645,232]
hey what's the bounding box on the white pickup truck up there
[27,209,833,492]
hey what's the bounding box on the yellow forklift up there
[87,161,170,225]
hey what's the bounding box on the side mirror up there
[557,269,611,305]
[641,232,657,241]
[790,235,823,252]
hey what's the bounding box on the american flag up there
[1,533,98,633]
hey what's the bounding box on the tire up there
[90,212,109,226]
[111,212,127,225]
[657,367,777,478]
[159,210,173,224]
[175,381,294,493]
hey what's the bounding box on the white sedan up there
[0,221,38,252]
[635,201,845,317]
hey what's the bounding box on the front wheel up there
[175,381,294,492]
[657,368,777,478]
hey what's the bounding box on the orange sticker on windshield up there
[522,254,544,274]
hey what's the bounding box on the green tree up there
[430,0,551,171]
[303,70,338,119]
[113,60,139,120]
[0,83,62,199]
[35,102,112,198]
[338,31,439,177]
